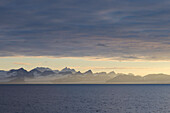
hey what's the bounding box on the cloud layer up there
[1,0,170,60]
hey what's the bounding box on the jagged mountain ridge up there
[0,67,116,78]
[1,67,170,84]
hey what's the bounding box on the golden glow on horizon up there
[0,56,170,76]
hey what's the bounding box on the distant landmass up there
[0,67,170,84]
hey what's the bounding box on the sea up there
[0,84,170,113]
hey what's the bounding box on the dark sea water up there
[0,84,170,113]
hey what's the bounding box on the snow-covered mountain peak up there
[34,67,52,72]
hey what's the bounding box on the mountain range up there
[1,67,170,84]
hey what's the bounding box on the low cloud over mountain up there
[1,67,170,84]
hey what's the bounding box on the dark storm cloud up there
[1,0,170,60]
[96,43,108,47]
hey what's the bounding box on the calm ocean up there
[0,84,170,113]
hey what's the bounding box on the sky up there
[0,0,170,75]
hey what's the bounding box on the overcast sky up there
[0,0,170,75]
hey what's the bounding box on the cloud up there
[13,62,31,66]
[96,43,108,47]
[69,66,155,70]
[0,0,170,61]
